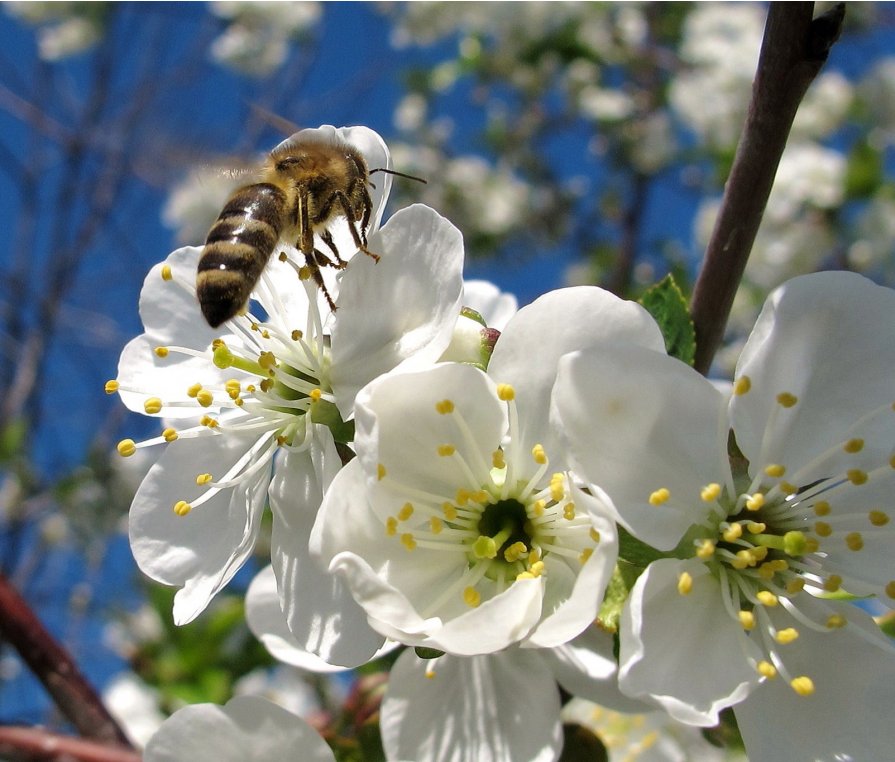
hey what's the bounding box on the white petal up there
[330,205,464,419]
[143,695,334,762]
[352,363,506,503]
[462,279,518,330]
[270,443,386,668]
[245,566,352,673]
[128,432,272,624]
[732,271,895,473]
[736,600,895,762]
[619,559,761,726]
[553,345,731,550]
[523,486,618,648]
[488,286,666,464]
[541,627,650,713]
[381,649,562,762]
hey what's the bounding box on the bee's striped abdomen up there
[197,183,286,327]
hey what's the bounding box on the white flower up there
[143,695,334,762]
[380,627,627,762]
[554,272,895,752]
[312,287,665,655]
[112,127,465,627]
[102,673,166,749]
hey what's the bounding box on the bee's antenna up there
[370,167,428,184]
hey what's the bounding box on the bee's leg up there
[298,187,314,256]
[334,190,379,263]
[304,254,338,312]
[320,230,348,269]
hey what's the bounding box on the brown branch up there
[0,727,141,762]
[0,573,132,747]
[689,2,844,374]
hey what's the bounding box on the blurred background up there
[1,0,894,749]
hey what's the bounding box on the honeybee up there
[196,130,418,327]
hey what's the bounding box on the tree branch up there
[0,573,132,747]
[0,727,141,762]
[689,2,844,374]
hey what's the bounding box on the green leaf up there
[845,140,883,200]
[414,646,445,660]
[638,275,695,366]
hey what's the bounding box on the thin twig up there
[0,727,141,762]
[0,573,132,747]
[689,2,844,374]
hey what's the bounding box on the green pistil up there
[472,520,516,560]
[751,530,807,556]
[213,344,268,377]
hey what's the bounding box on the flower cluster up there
[117,127,895,762]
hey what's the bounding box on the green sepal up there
[414,646,445,660]
[310,398,355,444]
[597,560,641,634]
[638,274,696,366]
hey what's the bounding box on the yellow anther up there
[196,473,213,486]
[869,510,889,526]
[516,571,534,580]
[385,517,398,536]
[196,389,214,407]
[531,444,547,465]
[504,541,528,562]
[746,521,766,534]
[563,502,576,520]
[648,487,670,506]
[790,676,815,696]
[225,379,241,398]
[143,397,163,414]
[529,548,541,565]
[291,329,303,341]
[589,528,601,543]
[733,376,751,396]
[442,503,458,520]
[745,493,765,511]
[722,523,743,542]
[764,464,785,478]
[700,483,721,502]
[400,533,417,551]
[757,661,777,679]
[845,532,864,551]
[826,613,847,629]
[160,264,173,281]
[437,444,456,457]
[780,481,798,496]
[397,502,414,521]
[813,500,831,516]
[496,383,515,401]
[887,581,895,599]
[278,251,288,262]
[492,449,506,469]
[774,627,799,645]
[162,427,178,442]
[532,499,546,517]
[529,560,545,577]
[258,350,277,370]
[435,399,454,414]
[116,439,136,457]
[104,380,120,394]
[456,488,470,506]
[199,415,218,428]
[259,379,273,393]
[696,539,715,559]
[579,548,594,564]
[463,586,481,607]
[814,521,832,537]
[276,435,287,446]
[187,382,202,398]
[756,590,778,607]
[550,474,565,502]
[804,537,820,553]
[823,574,842,592]
[786,578,806,594]
[471,490,489,504]
[377,463,387,481]
[677,571,693,595]
[309,388,322,402]
[154,346,169,358]
[776,392,798,408]
[843,438,864,453]
[735,549,757,568]
[173,500,192,517]
[738,610,755,630]
[847,469,868,485]
[429,516,443,534]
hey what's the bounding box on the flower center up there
[376,383,601,615]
